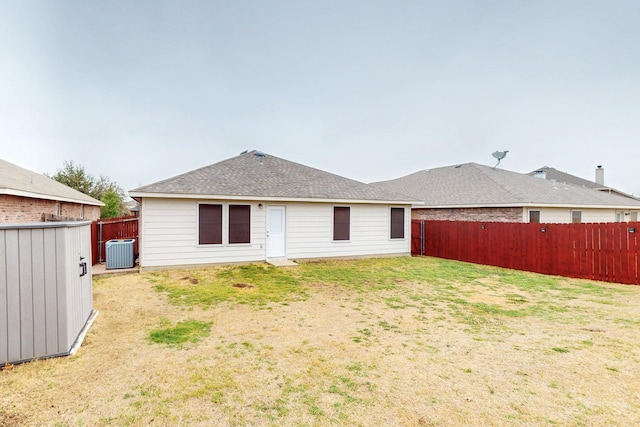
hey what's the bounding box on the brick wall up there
[412,207,523,222]
[0,194,101,223]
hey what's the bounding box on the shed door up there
[266,206,286,258]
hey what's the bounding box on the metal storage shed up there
[0,221,98,366]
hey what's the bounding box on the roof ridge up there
[130,151,419,202]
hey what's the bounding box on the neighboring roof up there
[528,166,639,200]
[371,163,640,209]
[528,166,601,189]
[130,150,418,204]
[124,199,139,212]
[0,159,104,206]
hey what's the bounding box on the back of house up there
[129,150,419,269]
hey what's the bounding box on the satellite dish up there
[492,150,508,168]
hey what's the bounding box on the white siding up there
[140,198,266,268]
[139,198,411,268]
[526,207,620,223]
[285,203,410,260]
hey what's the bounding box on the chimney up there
[595,165,604,186]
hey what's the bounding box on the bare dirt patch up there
[231,283,254,289]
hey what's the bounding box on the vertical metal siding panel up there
[55,227,71,352]
[82,225,93,321]
[0,231,7,363]
[5,230,20,362]
[67,227,78,338]
[30,229,47,358]
[67,226,82,347]
[73,225,92,333]
[43,228,59,355]
[18,229,34,360]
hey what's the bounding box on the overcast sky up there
[1,1,639,197]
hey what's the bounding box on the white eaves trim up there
[129,191,420,206]
[1,188,105,206]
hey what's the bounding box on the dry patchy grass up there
[2,257,640,426]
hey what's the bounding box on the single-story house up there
[371,162,640,223]
[0,159,103,223]
[129,150,418,269]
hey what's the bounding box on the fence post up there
[98,221,103,263]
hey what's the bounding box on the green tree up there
[49,160,127,215]
[49,160,95,196]
[100,190,121,218]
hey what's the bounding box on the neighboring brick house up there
[0,159,103,223]
[371,163,640,223]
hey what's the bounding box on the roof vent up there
[255,151,266,164]
[533,169,546,179]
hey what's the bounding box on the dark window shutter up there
[199,204,222,244]
[229,205,251,244]
[333,207,350,241]
[390,208,405,239]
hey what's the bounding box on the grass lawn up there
[2,256,640,426]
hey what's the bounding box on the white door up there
[266,206,286,258]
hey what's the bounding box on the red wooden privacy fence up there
[412,220,640,285]
[90,215,139,265]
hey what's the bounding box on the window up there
[571,210,582,224]
[229,205,251,244]
[199,204,222,244]
[390,208,405,239]
[79,205,84,219]
[333,206,350,241]
[631,211,638,222]
[55,203,61,216]
[529,210,540,223]
[615,211,623,222]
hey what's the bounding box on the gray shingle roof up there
[130,151,418,203]
[0,159,104,206]
[528,166,602,189]
[528,166,638,200]
[372,163,640,208]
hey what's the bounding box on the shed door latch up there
[80,256,87,277]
